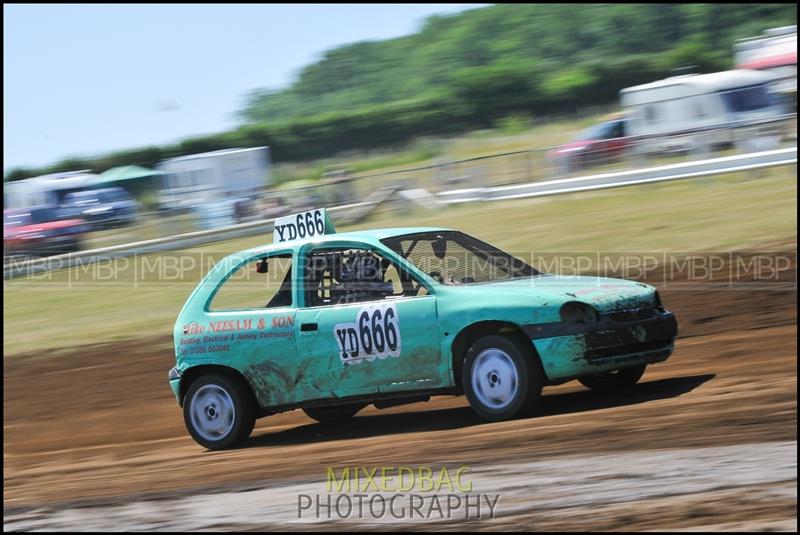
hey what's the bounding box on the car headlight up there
[560,145,588,153]
[560,301,599,324]
[85,207,112,214]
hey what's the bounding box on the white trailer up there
[156,147,271,212]
[4,171,99,209]
[620,70,785,152]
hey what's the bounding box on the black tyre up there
[70,236,83,253]
[303,403,364,423]
[462,335,543,421]
[183,373,256,450]
[578,364,647,392]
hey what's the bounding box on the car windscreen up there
[100,189,130,202]
[574,119,625,141]
[381,231,539,286]
[719,84,773,112]
[575,122,610,141]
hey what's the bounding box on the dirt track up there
[3,254,797,530]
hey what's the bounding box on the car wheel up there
[183,373,255,450]
[303,403,364,423]
[578,364,647,392]
[462,334,543,421]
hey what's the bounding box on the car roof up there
[68,187,124,195]
[239,227,453,257]
[162,146,268,163]
[620,69,775,95]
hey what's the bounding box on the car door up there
[294,243,446,401]
[203,251,304,407]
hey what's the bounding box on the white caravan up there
[620,70,784,152]
[4,171,99,209]
[156,147,271,213]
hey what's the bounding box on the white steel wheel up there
[470,348,519,411]
[462,334,543,421]
[189,384,237,443]
[183,373,255,450]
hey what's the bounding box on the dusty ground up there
[5,441,796,531]
[3,254,797,530]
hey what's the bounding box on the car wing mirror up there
[256,258,269,274]
[375,282,396,298]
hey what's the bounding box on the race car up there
[169,209,678,449]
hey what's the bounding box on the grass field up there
[270,110,614,184]
[3,168,797,356]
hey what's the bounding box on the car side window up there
[303,247,426,307]
[209,253,293,310]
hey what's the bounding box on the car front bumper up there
[168,366,182,404]
[523,309,678,381]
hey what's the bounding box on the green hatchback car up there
[170,219,677,449]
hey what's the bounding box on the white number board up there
[273,208,330,243]
[334,302,402,365]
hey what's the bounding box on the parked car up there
[169,209,678,449]
[60,187,139,230]
[548,116,631,173]
[3,206,89,257]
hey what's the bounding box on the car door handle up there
[301,323,318,332]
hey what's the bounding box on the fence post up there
[526,150,533,182]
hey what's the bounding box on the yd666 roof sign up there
[273,208,335,243]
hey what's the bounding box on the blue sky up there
[3,4,486,172]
